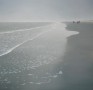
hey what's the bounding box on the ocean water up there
[0,22,79,90]
[0,22,51,32]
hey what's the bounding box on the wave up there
[0,30,52,56]
[0,22,79,57]
[0,24,53,34]
[0,23,58,57]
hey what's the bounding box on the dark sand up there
[61,22,93,90]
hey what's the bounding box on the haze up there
[0,0,93,22]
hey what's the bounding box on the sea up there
[0,22,79,90]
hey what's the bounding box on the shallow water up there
[0,22,78,90]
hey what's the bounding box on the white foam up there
[58,71,63,75]
[28,74,33,76]
[29,82,34,84]
[0,31,49,56]
[0,24,54,57]
[0,22,79,57]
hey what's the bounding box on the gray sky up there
[0,0,93,22]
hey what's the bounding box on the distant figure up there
[77,21,80,24]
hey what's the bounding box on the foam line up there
[0,30,53,57]
[0,22,79,57]
[0,23,58,57]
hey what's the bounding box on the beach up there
[0,22,93,90]
[62,22,93,90]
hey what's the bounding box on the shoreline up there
[61,22,93,90]
[0,22,93,89]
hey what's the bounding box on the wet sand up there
[61,22,93,90]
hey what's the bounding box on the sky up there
[0,0,93,22]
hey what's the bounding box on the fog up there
[0,0,93,22]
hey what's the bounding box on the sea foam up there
[0,22,79,57]
[0,23,57,56]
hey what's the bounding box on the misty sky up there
[0,0,93,22]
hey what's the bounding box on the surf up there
[0,23,57,57]
[0,22,79,57]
